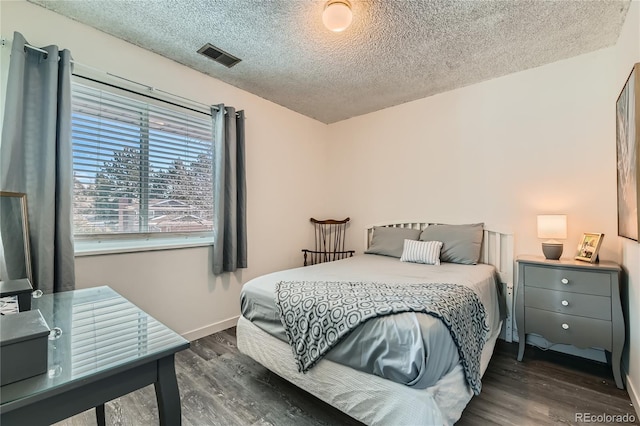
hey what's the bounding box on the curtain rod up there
[0,38,243,116]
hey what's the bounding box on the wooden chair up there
[302,218,355,266]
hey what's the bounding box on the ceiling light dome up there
[322,0,353,32]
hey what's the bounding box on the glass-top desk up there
[0,286,189,425]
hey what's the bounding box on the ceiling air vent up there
[197,43,241,68]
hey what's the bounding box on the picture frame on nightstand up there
[575,232,604,263]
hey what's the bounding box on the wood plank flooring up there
[55,328,637,426]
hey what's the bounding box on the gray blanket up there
[275,280,489,395]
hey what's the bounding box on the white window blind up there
[71,81,214,238]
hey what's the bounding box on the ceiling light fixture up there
[322,0,353,32]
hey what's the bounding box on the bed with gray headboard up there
[237,221,514,425]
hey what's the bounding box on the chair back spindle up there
[302,218,354,266]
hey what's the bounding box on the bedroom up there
[0,0,638,424]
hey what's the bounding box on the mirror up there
[0,191,32,284]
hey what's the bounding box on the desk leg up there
[154,355,181,426]
[95,403,106,426]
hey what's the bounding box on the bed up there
[237,221,514,425]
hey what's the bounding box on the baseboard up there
[626,368,640,418]
[182,315,239,342]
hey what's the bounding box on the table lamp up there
[537,214,567,260]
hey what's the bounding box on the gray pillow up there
[365,227,422,258]
[419,223,484,265]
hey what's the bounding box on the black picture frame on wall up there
[616,63,640,242]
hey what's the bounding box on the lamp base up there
[541,242,563,260]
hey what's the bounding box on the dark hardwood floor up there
[56,328,637,426]
[457,342,637,426]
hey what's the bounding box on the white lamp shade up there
[323,1,353,32]
[537,215,567,240]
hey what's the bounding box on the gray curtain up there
[212,104,247,274]
[0,31,75,293]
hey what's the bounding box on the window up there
[71,79,214,244]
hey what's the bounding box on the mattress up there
[237,314,500,425]
[240,254,501,389]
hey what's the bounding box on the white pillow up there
[400,239,443,265]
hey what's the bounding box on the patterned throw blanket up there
[275,280,489,395]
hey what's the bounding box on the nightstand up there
[515,255,625,389]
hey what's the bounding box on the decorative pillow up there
[400,239,443,265]
[419,223,484,265]
[364,226,422,258]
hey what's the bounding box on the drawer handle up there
[561,278,569,284]
[562,323,569,330]
[561,300,569,306]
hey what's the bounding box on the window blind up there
[71,81,214,237]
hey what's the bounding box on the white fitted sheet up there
[237,315,500,425]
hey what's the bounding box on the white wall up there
[326,0,639,411]
[615,0,640,413]
[0,0,333,340]
[328,48,621,257]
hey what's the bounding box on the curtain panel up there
[0,31,75,293]
[212,105,247,274]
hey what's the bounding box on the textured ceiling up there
[29,0,630,124]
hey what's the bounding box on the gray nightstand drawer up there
[523,265,610,296]
[524,286,611,321]
[525,307,612,350]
